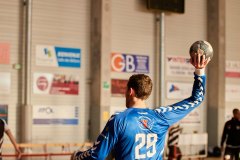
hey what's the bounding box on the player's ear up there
[129,88,136,97]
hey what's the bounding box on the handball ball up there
[189,40,213,59]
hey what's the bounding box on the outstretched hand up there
[190,48,211,69]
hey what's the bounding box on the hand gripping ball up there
[189,40,213,59]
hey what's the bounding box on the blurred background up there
[0,0,239,159]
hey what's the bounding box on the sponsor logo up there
[138,116,154,130]
[36,76,48,91]
[169,84,180,92]
[167,56,190,63]
[44,48,52,57]
[38,107,54,114]
[111,53,149,73]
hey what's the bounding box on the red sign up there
[33,73,79,95]
[225,60,240,78]
[37,76,49,91]
[0,43,10,64]
[111,79,128,97]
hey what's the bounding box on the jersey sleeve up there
[72,115,119,160]
[154,71,206,126]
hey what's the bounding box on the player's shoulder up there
[109,108,138,121]
[108,109,127,122]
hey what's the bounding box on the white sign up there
[0,72,11,94]
[166,55,194,77]
[225,60,240,78]
[36,45,81,68]
[225,84,240,102]
[33,105,79,125]
[180,108,201,124]
[167,82,193,99]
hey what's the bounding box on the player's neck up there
[129,98,146,108]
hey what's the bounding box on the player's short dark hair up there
[233,108,239,115]
[127,74,152,100]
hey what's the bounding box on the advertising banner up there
[0,72,11,95]
[225,60,240,78]
[0,43,10,64]
[166,55,194,77]
[111,53,149,73]
[111,79,128,97]
[180,108,201,124]
[0,104,8,123]
[36,45,81,68]
[33,105,79,125]
[167,81,192,99]
[33,73,79,95]
[225,84,240,102]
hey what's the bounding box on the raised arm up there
[155,50,210,126]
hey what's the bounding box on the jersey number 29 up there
[135,133,157,159]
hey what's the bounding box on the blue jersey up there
[73,73,205,160]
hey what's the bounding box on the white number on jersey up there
[135,133,157,159]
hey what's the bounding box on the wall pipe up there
[21,0,32,146]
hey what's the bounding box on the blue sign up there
[36,45,81,68]
[55,47,81,68]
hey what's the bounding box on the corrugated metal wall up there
[31,0,90,143]
[3,0,239,148]
[111,0,155,111]
[164,0,207,133]
[225,0,240,118]
[111,0,207,133]
[0,0,22,141]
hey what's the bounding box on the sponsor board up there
[33,73,79,95]
[225,60,240,78]
[0,72,11,95]
[180,108,201,124]
[225,84,240,102]
[33,105,79,125]
[166,55,194,77]
[36,45,81,68]
[111,79,128,97]
[0,43,10,64]
[111,53,149,73]
[167,81,192,99]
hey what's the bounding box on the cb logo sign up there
[111,53,149,73]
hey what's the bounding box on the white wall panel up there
[31,0,90,143]
[111,0,155,109]
[111,0,207,133]
[225,0,240,115]
[165,0,207,133]
[0,0,22,142]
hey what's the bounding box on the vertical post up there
[159,12,165,106]
[21,0,32,146]
[155,12,165,107]
[207,0,226,147]
[154,14,160,107]
[90,0,111,140]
